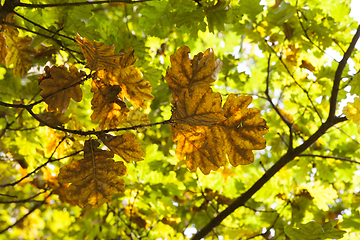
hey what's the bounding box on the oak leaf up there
[39,65,86,113]
[99,132,144,163]
[171,94,268,174]
[171,124,227,174]
[343,97,360,125]
[218,94,268,166]
[90,80,129,129]
[172,88,225,126]
[97,49,154,109]
[58,139,127,208]
[36,110,70,127]
[119,107,151,128]
[3,28,35,77]
[75,33,123,71]
[165,45,223,100]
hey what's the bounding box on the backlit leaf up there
[218,94,269,166]
[58,139,127,208]
[3,28,35,77]
[90,80,129,129]
[172,88,225,126]
[39,65,86,113]
[284,220,346,240]
[165,45,223,100]
[99,132,144,163]
[75,33,123,71]
[343,97,360,125]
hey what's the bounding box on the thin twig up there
[0,189,48,203]
[0,150,82,188]
[299,154,360,165]
[0,191,53,234]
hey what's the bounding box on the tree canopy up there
[0,0,360,239]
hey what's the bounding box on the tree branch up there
[328,24,360,118]
[18,0,153,8]
[191,116,346,240]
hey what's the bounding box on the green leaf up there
[284,220,346,240]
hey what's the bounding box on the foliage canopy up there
[0,0,360,239]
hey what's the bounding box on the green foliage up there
[0,0,360,239]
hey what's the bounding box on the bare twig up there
[0,189,48,204]
[0,191,53,234]
[299,154,360,165]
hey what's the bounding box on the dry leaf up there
[165,45,223,100]
[172,88,225,126]
[75,33,123,71]
[58,139,127,208]
[90,80,129,129]
[99,132,144,163]
[39,65,85,113]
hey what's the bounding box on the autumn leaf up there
[300,59,316,72]
[3,28,35,77]
[0,33,7,63]
[172,87,225,126]
[165,45,223,100]
[218,94,268,167]
[75,33,123,71]
[119,107,151,128]
[97,49,154,109]
[171,94,268,174]
[99,132,144,163]
[90,80,129,129]
[39,65,86,113]
[171,124,227,174]
[36,110,70,127]
[58,139,127,208]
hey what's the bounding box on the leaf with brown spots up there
[39,65,86,113]
[58,139,127,208]
[172,87,225,126]
[75,33,123,71]
[165,45,223,100]
[90,80,129,129]
[99,132,144,163]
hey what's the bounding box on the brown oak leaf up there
[172,87,225,126]
[99,132,144,163]
[39,65,85,113]
[75,33,123,71]
[91,80,129,129]
[3,28,35,77]
[58,139,127,208]
[165,45,223,100]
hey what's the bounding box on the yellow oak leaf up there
[165,45,223,100]
[172,87,225,126]
[39,65,86,113]
[171,124,227,174]
[343,97,360,125]
[97,49,154,109]
[36,110,70,127]
[218,94,268,166]
[99,132,144,163]
[119,107,151,128]
[58,139,127,208]
[91,80,129,129]
[3,27,35,77]
[304,181,338,211]
[75,33,123,71]
[171,94,268,174]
